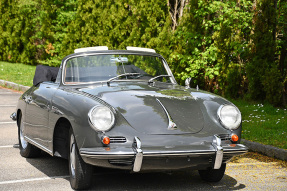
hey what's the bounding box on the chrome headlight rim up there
[217,104,241,130]
[88,105,115,132]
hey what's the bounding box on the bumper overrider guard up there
[80,135,248,172]
[133,137,143,172]
[212,135,224,169]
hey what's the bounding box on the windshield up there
[63,54,173,84]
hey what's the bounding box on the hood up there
[79,83,204,135]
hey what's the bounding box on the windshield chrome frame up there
[60,51,177,86]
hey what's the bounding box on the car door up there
[24,82,58,148]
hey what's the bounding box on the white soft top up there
[74,46,156,53]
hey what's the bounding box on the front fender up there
[50,87,138,151]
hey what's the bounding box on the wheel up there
[198,163,226,182]
[69,129,93,190]
[18,112,41,158]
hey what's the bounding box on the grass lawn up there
[0,61,286,149]
[232,99,287,150]
[0,61,36,86]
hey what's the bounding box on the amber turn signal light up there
[102,136,110,145]
[231,134,239,142]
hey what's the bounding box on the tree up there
[277,0,287,105]
[247,0,285,106]
[169,0,253,97]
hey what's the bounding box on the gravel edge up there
[1,79,286,161]
[241,139,287,161]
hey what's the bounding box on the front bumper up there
[80,135,248,172]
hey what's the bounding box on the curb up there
[242,139,287,161]
[1,80,286,162]
[0,79,30,92]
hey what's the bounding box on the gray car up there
[11,46,248,190]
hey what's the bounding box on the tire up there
[69,129,93,190]
[198,163,226,182]
[18,112,41,158]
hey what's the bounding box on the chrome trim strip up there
[144,151,214,157]
[212,135,223,169]
[80,151,248,161]
[222,144,248,154]
[224,150,248,154]
[156,99,177,130]
[24,136,53,155]
[133,137,143,172]
[81,149,215,159]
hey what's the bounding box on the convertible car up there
[11,46,248,190]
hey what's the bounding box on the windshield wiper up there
[107,73,140,86]
[148,75,171,84]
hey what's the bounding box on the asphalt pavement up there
[0,86,286,190]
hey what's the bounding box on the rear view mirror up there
[110,57,128,64]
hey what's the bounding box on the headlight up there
[88,106,115,132]
[217,105,241,130]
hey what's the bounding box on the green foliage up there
[39,0,77,67]
[0,0,287,106]
[247,0,275,100]
[61,0,170,57]
[262,66,283,105]
[277,0,287,105]
[169,0,253,95]
[0,0,77,66]
[246,0,286,106]
[225,66,243,98]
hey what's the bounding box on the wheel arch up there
[16,109,22,127]
[53,117,72,159]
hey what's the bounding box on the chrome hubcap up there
[70,134,76,178]
[20,119,28,149]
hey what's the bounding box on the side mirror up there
[185,78,191,88]
[10,112,17,121]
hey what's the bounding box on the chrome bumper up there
[80,135,248,172]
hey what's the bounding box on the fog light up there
[102,136,110,145]
[231,134,239,142]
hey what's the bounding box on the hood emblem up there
[156,98,177,130]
